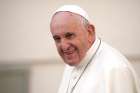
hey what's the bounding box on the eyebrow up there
[53,35,59,38]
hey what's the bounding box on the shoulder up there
[97,41,130,68]
[92,40,137,76]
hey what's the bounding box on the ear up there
[87,24,95,44]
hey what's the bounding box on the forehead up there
[50,12,88,39]
[51,12,83,26]
[51,12,84,32]
[53,11,76,19]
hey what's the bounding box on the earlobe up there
[87,24,95,44]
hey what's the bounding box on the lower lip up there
[64,51,75,57]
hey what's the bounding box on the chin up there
[65,59,79,66]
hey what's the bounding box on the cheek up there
[77,40,89,58]
[73,40,87,56]
[78,38,89,50]
[56,45,61,53]
[57,47,64,58]
[55,44,65,58]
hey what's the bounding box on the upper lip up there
[62,46,75,55]
[63,51,74,55]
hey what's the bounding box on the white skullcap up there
[52,5,90,21]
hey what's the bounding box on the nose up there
[59,39,70,51]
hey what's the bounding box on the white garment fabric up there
[58,38,140,93]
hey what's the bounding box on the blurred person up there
[50,5,140,93]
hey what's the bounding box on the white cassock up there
[57,37,140,93]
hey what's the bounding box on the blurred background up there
[0,0,140,93]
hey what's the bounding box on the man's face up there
[50,12,92,66]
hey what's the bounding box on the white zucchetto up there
[52,5,90,21]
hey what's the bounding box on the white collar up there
[73,37,101,71]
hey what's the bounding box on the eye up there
[53,35,61,43]
[65,32,75,39]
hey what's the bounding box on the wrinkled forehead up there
[50,12,87,35]
[51,11,87,27]
[52,11,83,21]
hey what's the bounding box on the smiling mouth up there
[64,51,74,55]
[62,46,77,57]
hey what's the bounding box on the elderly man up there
[50,5,140,93]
